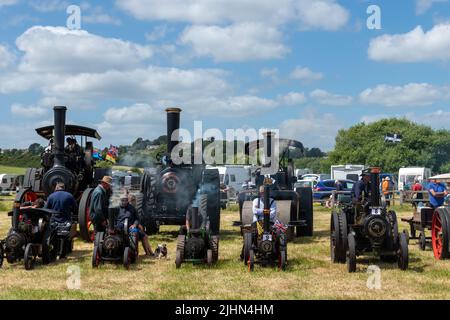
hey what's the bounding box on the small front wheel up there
[278,249,287,271]
[175,250,182,269]
[398,231,409,270]
[92,245,101,268]
[123,247,131,270]
[419,232,426,251]
[248,249,255,272]
[24,243,35,271]
[207,249,213,267]
[346,233,356,273]
[0,243,4,267]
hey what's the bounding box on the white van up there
[398,167,432,191]
[295,168,312,179]
[208,165,251,195]
[331,164,366,182]
[0,174,19,191]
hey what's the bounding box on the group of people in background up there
[21,175,156,260]
[89,176,155,257]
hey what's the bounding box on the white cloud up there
[179,23,288,62]
[411,109,450,128]
[359,83,450,107]
[0,45,15,69]
[0,0,18,8]
[280,108,344,150]
[360,109,450,130]
[10,104,49,118]
[145,25,170,41]
[310,89,353,106]
[81,4,122,26]
[369,24,450,63]
[174,95,280,116]
[83,14,122,26]
[416,0,448,15]
[116,0,349,30]
[16,26,152,73]
[40,67,229,103]
[290,66,323,82]
[295,0,350,31]
[260,68,279,78]
[360,114,390,124]
[29,0,69,12]
[278,92,307,106]
[103,103,163,124]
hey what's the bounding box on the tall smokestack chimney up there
[166,107,181,155]
[263,131,274,166]
[53,106,67,167]
[370,168,381,207]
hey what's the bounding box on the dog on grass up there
[154,243,168,259]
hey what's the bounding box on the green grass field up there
[1,201,450,300]
[0,166,26,175]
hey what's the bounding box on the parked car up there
[313,179,355,200]
[294,179,316,189]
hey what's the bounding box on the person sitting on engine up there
[116,194,154,256]
[351,172,371,223]
[252,185,277,224]
[45,138,54,153]
[45,182,77,225]
[65,137,83,172]
[352,172,370,203]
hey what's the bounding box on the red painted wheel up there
[78,188,94,242]
[432,209,450,260]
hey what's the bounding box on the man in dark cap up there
[352,172,371,204]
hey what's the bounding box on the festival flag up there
[92,148,103,160]
[105,145,119,163]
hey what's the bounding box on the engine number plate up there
[371,208,381,215]
[263,234,272,241]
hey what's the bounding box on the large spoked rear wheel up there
[398,231,409,270]
[330,211,347,263]
[24,243,35,271]
[432,208,450,260]
[78,188,94,242]
[346,233,356,273]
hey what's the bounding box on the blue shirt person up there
[352,173,370,203]
[428,180,449,209]
[45,182,77,224]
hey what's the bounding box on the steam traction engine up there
[135,108,220,265]
[244,181,288,271]
[330,167,409,272]
[238,132,314,242]
[9,106,109,243]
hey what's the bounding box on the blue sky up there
[0,0,449,151]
